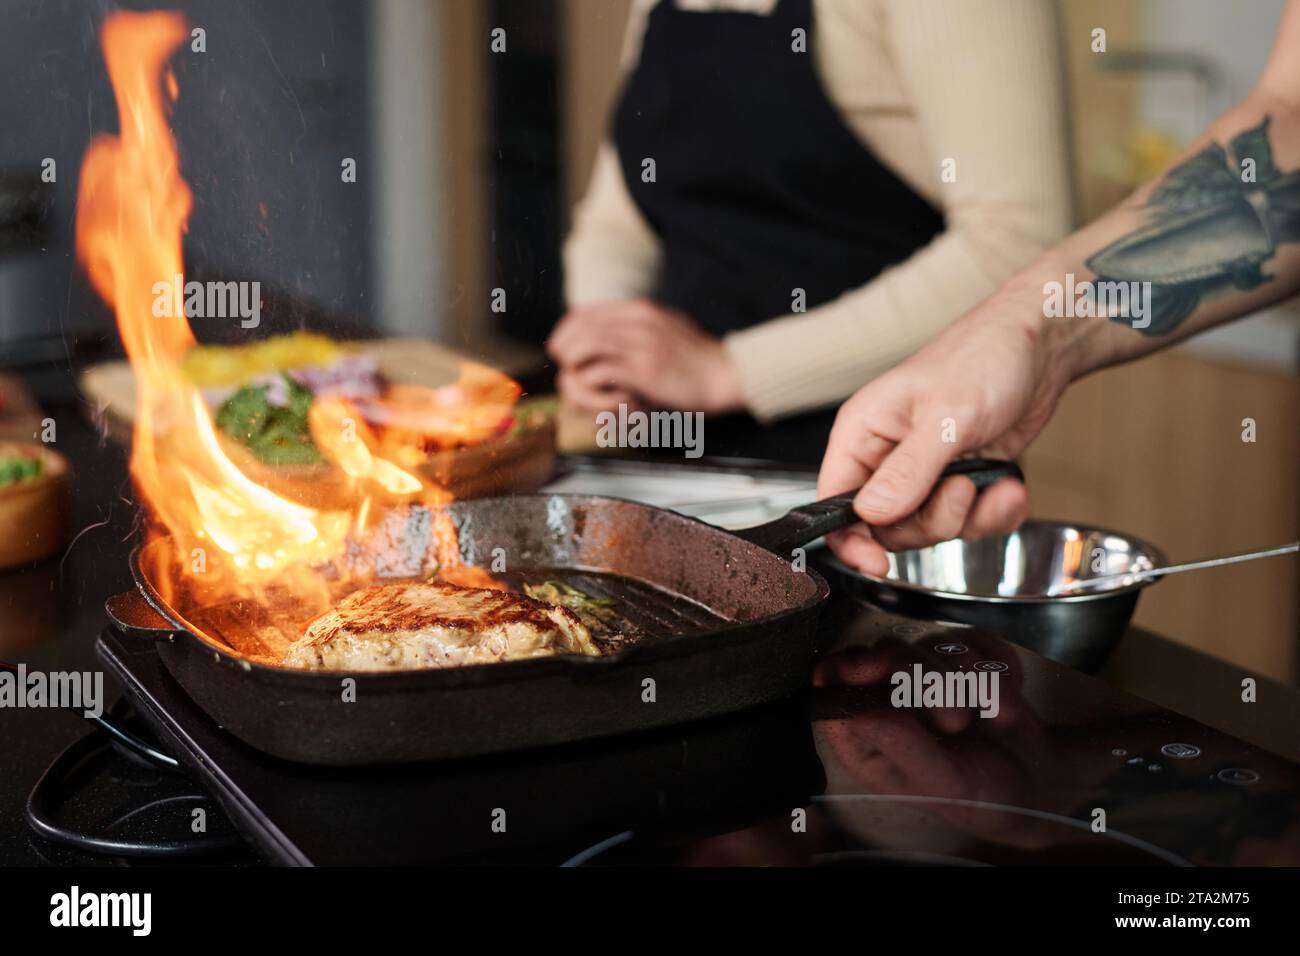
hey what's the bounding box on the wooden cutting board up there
[78,338,559,497]
[81,338,483,440]
[0,372,46,443]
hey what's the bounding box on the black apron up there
[612,0,944,464]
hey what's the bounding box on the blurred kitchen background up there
[0,0,1295,680]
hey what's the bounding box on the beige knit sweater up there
[563,0,1073,421]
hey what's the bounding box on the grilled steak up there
[283,580,600,671]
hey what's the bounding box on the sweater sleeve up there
[724,0,1073,421]
[563,142,664,306]
[562,0,663,307]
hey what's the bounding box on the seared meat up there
[282,580,600,671]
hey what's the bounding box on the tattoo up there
[1086,117,1300,335]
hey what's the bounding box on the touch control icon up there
[934,642,968,655]
[1216,768,1260,786]
[1160,743,1201,759]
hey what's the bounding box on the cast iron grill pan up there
[107,461,1020,766]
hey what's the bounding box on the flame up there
[309,397,426,498]
[76,11,488,623]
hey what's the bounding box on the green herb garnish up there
[524,580,617,612]
[503,396,559,442]
[0,456,42,486]
[215,375,321,465]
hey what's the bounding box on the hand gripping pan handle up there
[733,458,1023,556]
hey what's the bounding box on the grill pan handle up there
[106,590,176,639]
[733,458,1023,555]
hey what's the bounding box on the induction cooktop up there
[90,589,1300,867]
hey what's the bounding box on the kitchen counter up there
[1,384,1297,866]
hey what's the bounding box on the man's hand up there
[547,298,745,414]
[817,279,1079,576]
[818,13,1300,577]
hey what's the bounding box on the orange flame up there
[76,11,479,618]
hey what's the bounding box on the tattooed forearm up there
[1085,117,1300,336]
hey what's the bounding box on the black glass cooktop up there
[93,590,1300,867]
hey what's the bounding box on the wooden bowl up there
[0,442,71,570]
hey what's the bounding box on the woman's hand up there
[547,298,745,414]
[817,279,1084,576]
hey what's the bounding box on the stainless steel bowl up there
[824,520,1168,672]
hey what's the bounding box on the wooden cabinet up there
[1022,349,1300,682]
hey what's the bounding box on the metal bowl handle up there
[733,457,1023,555]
